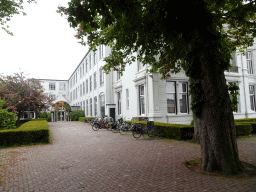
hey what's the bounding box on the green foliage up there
[0,109,16,130]
[0,0,36,35]
[69,110,85,121]
[235,123,252,137]
[0,120,49,147]
[235,118,256,133]
[0,97,3,108]
[79,117,97,122]
[38,112,51,122]
[190,120,194,126]
[228,82,240,112]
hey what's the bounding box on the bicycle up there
[131,119,155,138]
[118,118,130,135]
[111,118,123,133]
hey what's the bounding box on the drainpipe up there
[241,54,248,118]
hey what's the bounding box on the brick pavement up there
[0,121,255,192]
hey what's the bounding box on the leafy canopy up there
[57,0,256,77]
[0,0,36,35]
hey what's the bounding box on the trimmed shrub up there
[69,110,85,121]
[235,123,252,137]
[79,117,97,122]
[0,120,49,147]
[0,109,16,130]
[126,121,194,140]
[38,112,51,122]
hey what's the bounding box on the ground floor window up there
[249,85,256,111]
[139,85,145,115]
[117,92,121,115]
[100,93,105,117]
[166,81,189,114]
[94,96,97,117]
[90,98,92,116]
[86,99,88,116]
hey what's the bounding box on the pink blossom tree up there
[0,72,55,125]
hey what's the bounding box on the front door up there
[58,112,64,121]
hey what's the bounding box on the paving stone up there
[0,121,255,191]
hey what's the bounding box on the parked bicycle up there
[92,116,113,131]
[118,118,130,135]
[131,118,155,138]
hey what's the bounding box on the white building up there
[40,42,256,124]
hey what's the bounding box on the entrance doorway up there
[58,111,65,121]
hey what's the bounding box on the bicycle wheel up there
[119,123,128,135]
[112,125,119,133]
[132,127,141,138]
[92,124,99,131]
[147,126,154,137]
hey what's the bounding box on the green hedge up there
[0,120,50,147]
[235,118,256,133]
[126,121,194,140]
[79,117,98,122]
[235,123,252,136]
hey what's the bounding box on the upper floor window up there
[49,83,55,90]
[117,70,121,81]
[86,79,88,94]
[90,76,92,91]
[94,72,97,89]
[80,84,82,97]
[49,94,56,100]
[94,51,96,65]
[86,60,88,73]
[247,50,253,74]
[126,89,129,109]
[82,63,85,76]
[89,55,91,69]
[99,44,103,59]
[100,68,104,86]
[59,82,66,91]
[70,93,72,102]
[249,85,256,111]
[83,82,85,95]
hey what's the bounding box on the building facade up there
[40,42,256,124]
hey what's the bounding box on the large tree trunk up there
[192,115,200,144]
[183,1,243,175]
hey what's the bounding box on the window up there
[90,76,92,91]
[90,98,92,116]
[100,94,105,117]
[94,72,97,89]
[118,92,121,115]
[59,82,66,91]
[76,72,77,83]
[83,101,85,111]
[70,80,72,88]
[82,63,85,76]
[117,71,121,81]
[166,81,189,114]
[49,83,55,90]
[89,55,91,69]
[139,85,145,115]
[94,51,96,65]
[228,82,239,112]
[86,60,88,73]
[80,84,82,97]
[100,68,104,86]
[137,49,144,71]
[166,81,176,113]
[179,82,189,113]
[99,44,103,59]
[83,82,85,95]
[86,99,89,116]
[249,85,256,111]
[49,94,55,100]
[126,89,129,109]
[247,51,253,74]
[73,90,75,100]
[86,79,88,93]
[94,96,97,116]
[70,93,72,102]
[76,88,78,99]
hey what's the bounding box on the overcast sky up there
[0,0,89,80]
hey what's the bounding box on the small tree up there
[69,110,85,121]
[0,72,55,125]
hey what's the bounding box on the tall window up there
[179,82,189,113]
[59,82,66,91]
[126,89,129,109]
[90,76,92,91]
[99,44,103,59]
[80,84,82,97]
[166,81,189,114]
[83,101,85,111]
[249,85,256,111]
[82,63,85,76]
[49,94,55,100]
[86,60,88,73]
[76,88,78,99]
[86,79,88,93]
[86,99,89,116]
[70,79,72,88]
[247,51,253,74]
[73,90,75,100]
[100,94,105,117]
[166,81,176,113]
[70,93,72,102]
[80,66,82,78]
[118,92,121,115]
[49,83,55,90]
[90,98,92,116]
[100,68,104,86]
[76,72,77,82]
[139,85,145,115]
[117,71,121,81]
[89,55,91,69]
[94,51,96,65]
[94,72,97,89]
[83,82,85,95]
[94,96,97,116]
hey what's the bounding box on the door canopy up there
[52,101,71,112]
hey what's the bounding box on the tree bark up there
[192,115,200,144]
